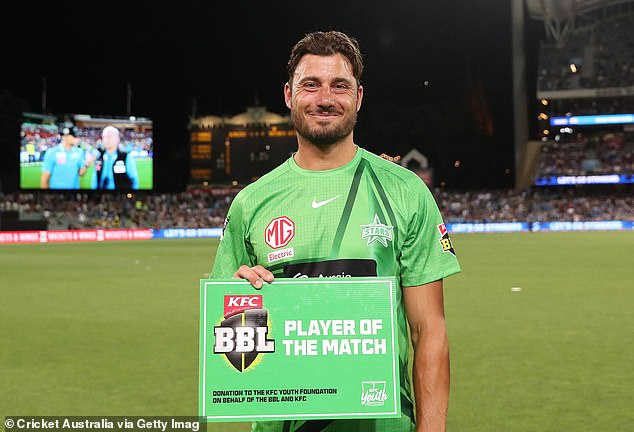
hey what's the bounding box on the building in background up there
[189,106,296,185]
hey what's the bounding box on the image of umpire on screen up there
[91,125,139,190]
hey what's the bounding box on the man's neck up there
[293,135,358,171]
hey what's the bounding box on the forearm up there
[40,173,50,189]
[412,324,450,432]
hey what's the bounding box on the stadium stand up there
[537,14,634,91]
[1,189,632,230]
[537,130,634,177]
[530,2,634,187]
[435,188,634,223]
[0,192,231,230]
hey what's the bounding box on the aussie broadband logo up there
[213,295,275,372]
[361,381,388,406]
[361,214,393,247]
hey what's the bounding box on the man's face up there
[61,135,76,147]
[285,53,363,147]
[102,128,120,153]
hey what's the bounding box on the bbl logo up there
[213,295,275,372]
[437,224,456,256]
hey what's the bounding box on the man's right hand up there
[233,265,274,289]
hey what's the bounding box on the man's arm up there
[125,154,140,189]
[40,172,51,189]
[403,279,449,432]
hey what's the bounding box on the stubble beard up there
[291,106,357,148]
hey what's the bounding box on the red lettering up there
[224,295,263,318]
[265,216,295,249]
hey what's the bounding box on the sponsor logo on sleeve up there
[213,295,275,372]
[437,223,456,256]
[220,216,229,240]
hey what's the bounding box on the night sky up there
[0,1,545,191]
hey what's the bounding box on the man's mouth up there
[308,111,340,119]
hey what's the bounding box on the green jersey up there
[212,147,461,432]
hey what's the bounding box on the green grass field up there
[1,232,633,431]
[20,158,153,189]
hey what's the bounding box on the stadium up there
[1,1,634,431]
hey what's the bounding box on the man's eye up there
[303,82,318,89]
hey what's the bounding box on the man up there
[91,125,139,190]
[40,125,87,189]
[211,31,461,432]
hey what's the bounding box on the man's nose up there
[316,85,335,107]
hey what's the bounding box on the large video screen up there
[20,113,153,190]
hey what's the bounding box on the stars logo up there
[361,214,394,247]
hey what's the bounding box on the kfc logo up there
[224,295,263,318]
[265,216,295,249]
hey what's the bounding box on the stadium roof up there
[190,106,290,129]
[526,0,632,21]
[526,0,634,42]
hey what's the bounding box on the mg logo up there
[265,216,295,249]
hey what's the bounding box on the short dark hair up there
[287,31,363,87]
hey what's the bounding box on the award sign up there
[199,277,400,422]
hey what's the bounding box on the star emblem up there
[361,214,394,247]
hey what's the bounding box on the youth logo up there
[265,216,295,249]
[213,295,275,372]
[360,381,388,406]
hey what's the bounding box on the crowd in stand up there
[537,131,634,177]
[538,15,634,91]
[434,189,634,223]
[0,191,231,230]
[2,188,633,230]
[548,97,634,116]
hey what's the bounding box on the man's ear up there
[356,85,364,112]
[284,82,292,109]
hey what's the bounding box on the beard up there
[291,105,357,148]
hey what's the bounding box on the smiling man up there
[211,31,461,432]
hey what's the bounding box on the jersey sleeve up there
[42,149,54,173]
[125,153,140,189]
[210,193,256,278]
[399,180,461,287]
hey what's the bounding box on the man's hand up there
[233,265,274,289]
[84,153,96,167]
